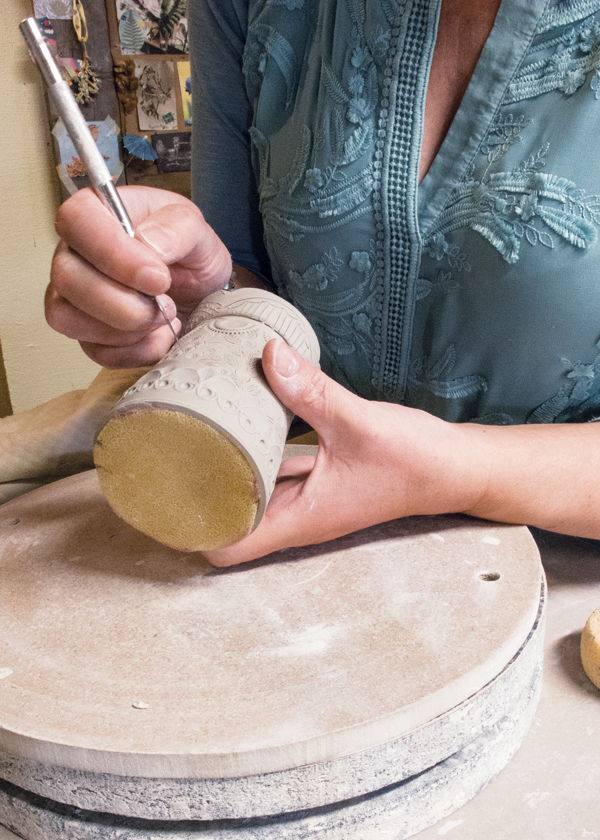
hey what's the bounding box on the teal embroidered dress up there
[190,0,600,425]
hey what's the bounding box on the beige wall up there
[1,1,99,414]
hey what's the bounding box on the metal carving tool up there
[19,16,181,348]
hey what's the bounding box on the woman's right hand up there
[47,185,233,368]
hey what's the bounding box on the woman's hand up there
[47,186,233,368]
[205,340,600,566]
[204,339,488,566]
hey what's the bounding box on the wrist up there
[229,264,275,292]
[379,406,490,520]
[411,416,492,519]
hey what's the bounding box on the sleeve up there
[189,0,272,279]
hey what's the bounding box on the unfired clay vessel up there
[94,288,320,548]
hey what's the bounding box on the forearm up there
[457,420,600,539]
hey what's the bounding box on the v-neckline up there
[417,0,551,237]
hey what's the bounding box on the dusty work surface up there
[413,528,600,840]
[0,470,541,780]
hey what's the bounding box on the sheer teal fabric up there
[191,0,600,424]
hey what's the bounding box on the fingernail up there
[272,340,300,377]
[135,265,170,294]
[136,223,171,260]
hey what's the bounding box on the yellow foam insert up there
[94,408,258,552]
[582,606,600,690]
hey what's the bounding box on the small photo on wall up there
[177,61,192,126]
[53,118,122,194]
[134,60,178,131]
[151,132,191,173]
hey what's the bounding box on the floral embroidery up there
[528,338,600,423]
[407,345,487,401]
[304,168,325,193]
[425,138,600,264]
[422,233,471,270]
[349,251,371,273]
[244,24,299,109]
[415,270,457,301]
[480,114,532,164]
[538,1,600,34]
[242,0,396,397]
[269,0,304,9]
[288,246,379,387]
[238,0,600,420]
[507,8,600,103]
[287,248,342,292]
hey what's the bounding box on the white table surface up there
[0,526,599,840]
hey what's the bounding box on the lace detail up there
[242,0,436,400]
[425,129,600,264]
[373,0,434,399]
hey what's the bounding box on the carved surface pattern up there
[111,289,319,508]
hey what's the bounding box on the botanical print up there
[116,0,188,55]
[134,60,178,131]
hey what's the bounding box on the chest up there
[420,0,503,181]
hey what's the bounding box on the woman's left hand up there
[204,339,486,566]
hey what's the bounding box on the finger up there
[55,188,174,295]
[136,204,232,302]
[79,323,180,368]
[261,339,364,445]
[278,454,316,479]
[45,284,181,346]
[203,474,310,566]
[49,243,178,332]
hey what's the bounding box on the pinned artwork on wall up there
[177,61,191,126]
[70,0,101,104]
[53,117,123,194]
[33,0,72,19]
[116,0,188,55]
[134,60,178,131]
[151,131,191,173]
[34,16,98,104]
[123,133,157,162]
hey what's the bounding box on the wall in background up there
[0,0,99,415]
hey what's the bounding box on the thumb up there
[262,339,356,440]
[135,203,232,291]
